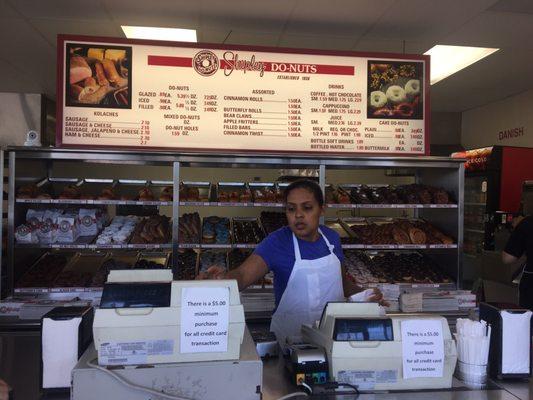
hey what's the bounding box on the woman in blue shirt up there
[199,179,384,348]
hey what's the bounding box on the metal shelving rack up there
[4,147,464,298]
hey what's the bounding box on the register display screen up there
[333,318,394,341]
[100,282,171,308]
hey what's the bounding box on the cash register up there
[93,269,245,365]
[301,302,457,391]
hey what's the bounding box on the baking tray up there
[198,249,229,274]
[201,216,232,247]
[325,184,352,205]
[175,249,199,280]
[136,251,171,268]
[115,179,150,201]
[52,251,107,289]
[129,216,172,245]
[16,178,82,201]
[78,178,116,200]
[215,182,252,204]
[178,212,202,245]
[180,181,212,204]
[15,251,74,291]
[232,217,265,246]
[249,182,278,204]
[324,218,352,238]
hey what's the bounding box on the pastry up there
[159,186,173,201]
[98,187,116,200]
[59,185,80,199]
[18,184,41,198]
[138,187,154,201]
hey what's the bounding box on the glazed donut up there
[405,79,420,99]
[370,91,387,108]
[386,85,406,104]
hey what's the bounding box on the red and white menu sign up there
[58,35,430,155]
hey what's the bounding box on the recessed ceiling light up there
[424,45,499,85]
[121,26,197,42]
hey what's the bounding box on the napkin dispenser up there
[41,306,94,391]
[479,302,532,379]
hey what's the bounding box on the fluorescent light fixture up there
[121,25,197,42]
[424,45,499,85]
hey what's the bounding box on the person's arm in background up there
[502,216,527,264]
[198,254,269,291]
[0,379,10,400]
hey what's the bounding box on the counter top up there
[262,355,527,399]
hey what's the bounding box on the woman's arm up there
[502,251,518,265]
[199,253,269,291]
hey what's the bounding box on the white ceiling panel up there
[364,0,498,42]
[284,0,394,37]
[224,31,280,47]
[352,38,406,54]
[488,0,533,14]
[442,11,533,49]
[0,0,20,19]
[279,34,355,51]
[9,0,110,21]
[198,0,296,32]
[32,19,123,44]
[103,0,199,29]
[198,28,232,44]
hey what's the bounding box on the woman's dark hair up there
[283,179,324,207]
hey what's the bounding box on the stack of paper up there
[241,291,275,314]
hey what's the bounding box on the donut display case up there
[3,148,464,318]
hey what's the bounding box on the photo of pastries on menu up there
[367,60,423,120]
[65,43,132,109]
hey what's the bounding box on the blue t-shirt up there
[254,225,344,306]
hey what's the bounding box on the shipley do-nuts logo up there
[81,215,93,227]
[59,220,71,233]
[193,50,219,76]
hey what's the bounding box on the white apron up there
[270,229,344,350]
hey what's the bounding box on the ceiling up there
[1,0,533,113]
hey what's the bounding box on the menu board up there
[58,35,430,155]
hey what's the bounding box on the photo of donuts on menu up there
[65,43,132,109]
[367,60,423,120]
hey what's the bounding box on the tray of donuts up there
[16,178,84,202]
[232,217,266,247]
[325,184,352,206]
[201,215,232,247]
[214,182,253,205]
[174,249,200,280]
[113,179,174,204]
[324,218,360,245]
[249,182,284,205]
[179,181,213,205]
[340,217,455,249]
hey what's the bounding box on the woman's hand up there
[196,265,226,280]
[367,288,390,307]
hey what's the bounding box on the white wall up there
[462,89,533,149]
[0,93,42,147]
